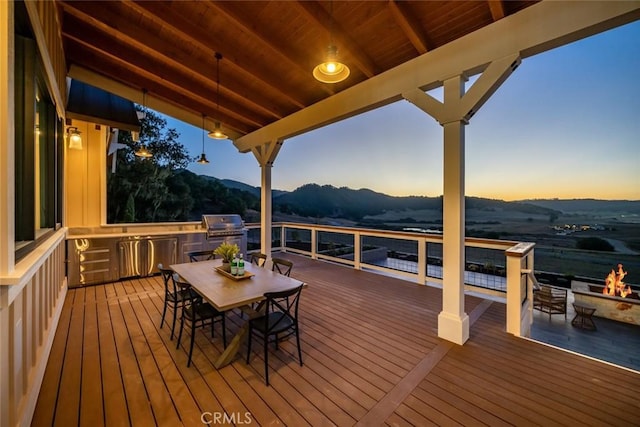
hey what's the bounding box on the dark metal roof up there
[66,80,141,132]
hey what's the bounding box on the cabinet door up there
[146,237,177,275]
[119,240,141,278]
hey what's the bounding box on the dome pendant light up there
[197,114,210,164]
[313,45,350,83]
[313,1,349,84]
[208,52,229,140]
[135,88,153,158]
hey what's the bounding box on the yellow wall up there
[65,120,107,228]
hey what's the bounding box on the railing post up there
[310,228,317,260]
[353,231,361,270]
[417,239,427,285]
[505,242,535,337]
[280,225,286,253]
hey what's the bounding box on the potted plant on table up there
[214,242,239,272]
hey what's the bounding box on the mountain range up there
[214,178,640,221]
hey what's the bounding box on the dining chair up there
[187,249,216,263]
[158,264,195,340]
[246,284,304,385]
[250,252,268,267]
[175,273,227,367]
[272,257,293,276]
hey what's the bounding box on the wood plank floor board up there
[33,254,640,427]
[424,371,534,426]
[300,293,434,360]
[394,397,462,427]
[107,297,157,427]
[299,332,388,402]
[385,411,423,427]
[468,310,640,406]
[442,347,623,427]
[53,288,85,427]
[96,295,130,427]
[79,287,105,427]
[301,308,422,372]
[30,292,74,426]
[128,295,203,427]
[243,340,361,425]
[411,379,513,427]
[302,320,406,382]
[117,297,183,426]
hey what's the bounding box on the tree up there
[107,107,194,223]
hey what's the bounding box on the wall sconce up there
[67,127,82,150]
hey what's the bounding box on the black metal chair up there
[187,250,216,263]
[246,284,304,385]
[272,257,293,276]
[250,252,268,267]
[175,273,226,367]
[158,264,194,340]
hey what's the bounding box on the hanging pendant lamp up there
[135,88,153,158]
[208,52,229,140]
[313,2,349,84]
[197,114,210,164]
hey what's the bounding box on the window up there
[14,2,63,260]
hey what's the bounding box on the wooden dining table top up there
[169,259,305,312]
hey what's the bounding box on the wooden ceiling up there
[56,0,538,139]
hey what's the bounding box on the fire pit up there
[571,264,640,325]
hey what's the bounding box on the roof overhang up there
[233,0,640,152]
[66,79,141,132]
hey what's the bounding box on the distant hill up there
[271,183,559,221]
[204,175,637,222]
[203,176,287,198]
[521,199,640,215]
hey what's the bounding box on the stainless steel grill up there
[202,214,247,255]
[202,214,245,237]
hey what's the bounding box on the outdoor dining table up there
[170,258,305,368]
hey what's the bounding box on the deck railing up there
[247,222,535,337]
[0,229,67,427]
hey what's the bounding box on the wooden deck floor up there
[33,254,640,426]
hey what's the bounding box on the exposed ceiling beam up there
[387,0,431,55]
[59,1,285,122]
[234,0,640,152]
[126,0,308,109]
[488,1,506,21]
[62,32,262,132]
[294,0,379,78]
[205,0,335,97]
[68,65,245,141]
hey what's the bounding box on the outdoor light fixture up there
[208,52,229,140]
[313,45,350,83]
[197,114,210,164]
[313,1,349,84]
[134,145,152,159]
[67,127,82,150]
[135,88,153,158]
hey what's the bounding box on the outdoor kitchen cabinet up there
[67,237,119,287]
[118,236,177,279]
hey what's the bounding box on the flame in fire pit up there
[603,264,632,298]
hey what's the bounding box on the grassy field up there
[362,207,640,285]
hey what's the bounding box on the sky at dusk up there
[164,20,640,201]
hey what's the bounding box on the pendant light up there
[313,1,349,83]
[197,114,210,164]
[208,52,229,140]
[135,89,153,158]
